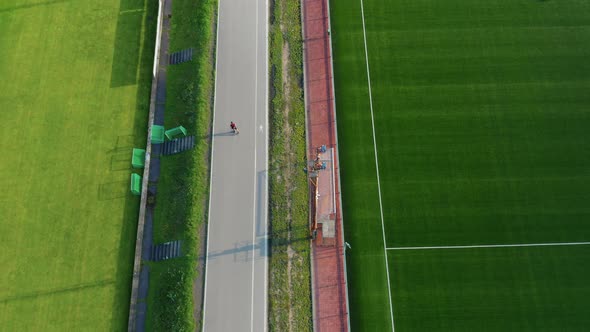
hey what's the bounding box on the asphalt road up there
[202,0,268,331]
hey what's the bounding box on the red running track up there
[302,0,349,331]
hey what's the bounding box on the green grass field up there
[0,0,155,330]
[331,0,590,330]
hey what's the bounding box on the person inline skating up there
[230,121,239,134]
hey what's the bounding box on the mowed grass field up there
[0,0,155,330]
[331,0,590,331]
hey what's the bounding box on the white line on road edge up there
[201,0,223,329]
[387,242,590,250]
[358,0,395,330]
[263,0,270,328]
[152,0,163,76]
[250,0,259,330]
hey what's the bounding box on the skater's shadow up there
[202,131,237,138]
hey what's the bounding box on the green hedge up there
[145,0,217,330]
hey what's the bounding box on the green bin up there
[151,125,165,144]
[132,148,146,168]
[130,173,142,195]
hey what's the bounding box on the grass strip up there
[389,246,590,331]
[268,0,312,330]
[144,0,217,330]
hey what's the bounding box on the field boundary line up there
[358,0,395,330]
[387,242,590,250]
[326,0,352,328]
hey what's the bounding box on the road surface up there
[202,0,268,331]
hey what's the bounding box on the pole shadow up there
[0,0,70,14]
[109,0,146,87]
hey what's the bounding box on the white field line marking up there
[387,242,590,250]
[331,148,336,213]
[202,0,222,330]
[250,0,259,330]
[359,0,395,330]
[120,8,144,14]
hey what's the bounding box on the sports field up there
[331,0,590,330]
[0,0,155,330]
